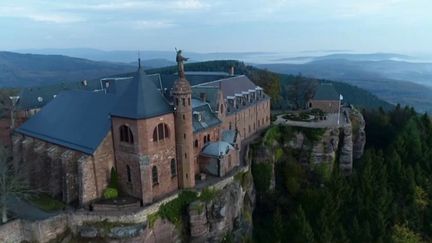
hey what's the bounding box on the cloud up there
[68,0,210,12]
[0,5,84,23]
[133,20,176,29]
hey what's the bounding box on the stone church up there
[12,55,271,207]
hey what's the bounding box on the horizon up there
[1,0,431,55]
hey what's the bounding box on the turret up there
[173,50,195,188]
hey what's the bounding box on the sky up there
[0,0,431,54]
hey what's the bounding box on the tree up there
[392,224,423,243]
[292,205,314,243]
[0,145,32,223]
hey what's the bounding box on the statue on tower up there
[176,49,189,78]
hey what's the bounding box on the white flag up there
[340,94,343,100]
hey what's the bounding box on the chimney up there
[229,66,234,76]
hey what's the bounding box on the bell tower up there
[173,50,195,188]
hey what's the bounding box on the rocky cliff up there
[189,171,255,242]
[253,109,366,183]
[70,168,255,243]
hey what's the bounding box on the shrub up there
[252,162,273,193]
[109,167,118,190]
[159,191,198,226]
[199,188,218,202]
[147,212,159,228]
[103,187,118,199]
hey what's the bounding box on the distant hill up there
[148,60,393,111]
[258,59,432,113]
[15,48,269,64]
[0,52,136,87]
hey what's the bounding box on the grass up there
[30,193,66,212]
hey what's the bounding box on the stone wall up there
[78,132,115,206]
[223,99,271,142]
[0,164,252,243]
[13,131,115,206]
[112,113,178,205]
[0,219,26,243]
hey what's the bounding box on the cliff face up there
[189,170,255,242]
[253,109,366,182]
[73,170,255,243]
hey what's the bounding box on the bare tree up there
[0,145,32,223]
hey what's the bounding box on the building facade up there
[12,59,271,207]
[308,83,341,113]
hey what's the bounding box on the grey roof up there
[111,67,172,119]
[313,83,340,101]
[191,86,219,111]
[158,73,229,95]
[191,98,221,133]
[183,71,230,76]
[16,79,101,111]
[196,75,257,98]
[201,141,234,158]
[15,90,117,154]
[222,130,237,144]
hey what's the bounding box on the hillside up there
[0,52,136,87]
[258,59,432,113]
[0,55,392,112]
[148,60,393,111]
[252,106,432,243]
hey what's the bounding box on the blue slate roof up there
[196,75,257,98]
[15,90,117,154]
[191,86,220,111]
[111,67,172,119]
[16,79,101,111]
[191,98,221,133]
[313,83,340,101]
[222,130,237,144]
[201,141,234,158]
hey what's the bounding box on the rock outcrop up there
[351,109,366,159]
[189,171,255,243]
[253,108,366,179]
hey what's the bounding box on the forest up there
[252,106,432,242]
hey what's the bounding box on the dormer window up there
[193,111,202,122]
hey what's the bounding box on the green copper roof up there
[313,83,340,101]
[111,67,172,119]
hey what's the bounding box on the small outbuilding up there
[308,83,342,113]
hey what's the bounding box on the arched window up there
[120,125,134,144]
[152,166,158,185]
[194,139,198,148]
[171,159,177,177]
[203,136,207,144]
[126,165,132,182]
[207,134,210,142]
[153,123,169,142]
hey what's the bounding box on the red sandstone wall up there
[112,113,178,204]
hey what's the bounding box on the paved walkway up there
[274,108,351,128]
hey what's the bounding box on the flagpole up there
[337,94,342,126]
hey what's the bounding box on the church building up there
[12,54,271,207]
